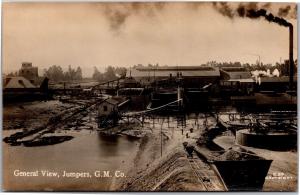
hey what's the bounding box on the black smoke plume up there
[238,7,292,27]
[102,3,166,32]
[104,3,296,32]
[214,2,293,28]
[278,5,291,17]
[212,2,234,18]
[104,8,130,31]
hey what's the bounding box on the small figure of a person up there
[186,145,194,158]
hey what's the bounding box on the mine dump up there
[2,2,298,192]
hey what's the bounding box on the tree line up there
[206,60,298,76]
[42,65,127,82]
[92,66,127,81]
[43,65,83,81]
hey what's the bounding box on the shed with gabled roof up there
[4,76,37,89]
[97,97,129,116]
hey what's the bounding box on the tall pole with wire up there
[245,53,261,66]
[161,122,162,157]
[160,118,164,157]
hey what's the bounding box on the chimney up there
[289,25,294,89]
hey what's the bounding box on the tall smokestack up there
[213,4,296,89]
[289,25,294,89]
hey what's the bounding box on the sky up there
[2,2,298,77]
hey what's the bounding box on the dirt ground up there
[3,100,77,130]
[112,116,225,191]
[114,132,206,191]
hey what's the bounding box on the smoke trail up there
[278,5,291,17]
[103,3,296,32]
[102,3,167,32]
[214,2,293,27]
[212,2,234,18]
[243,8,291,27]
[262,3,271,9]
[290,6,297,19]
[104,8,130,31]
[102,4,131,32]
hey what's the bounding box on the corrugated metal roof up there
[220,68,251,79]
[129,66,220,78]
[136,66,216,71]
[221,67,247,72]
[227,78,254,83]
[4,76,38,89]
[225,72,252,79]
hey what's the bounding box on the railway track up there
[188,156,227,191]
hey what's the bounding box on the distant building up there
[256,76,297,92]
[98,98,120,116]
[97,96,130,128]
[4,76,38,90]
[14,62,49,90]
[4,76,49,91]
[219,67,254,95]
[120,77,141,88]
[220,67,252,80]
[19,62,39,81]
[127,66,220,88]
[4,62,49,103]
[3,76,49,102]
[97,97,129,117]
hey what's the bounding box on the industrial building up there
[120,64,297,112]
[18,62,39,82]
[128,66,220,88]
[3,63,49,102]
[219,67,254,95]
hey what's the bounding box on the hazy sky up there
[2,2,297,77]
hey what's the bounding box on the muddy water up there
[3,130,140,191]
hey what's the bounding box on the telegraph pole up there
[160,118,164,157]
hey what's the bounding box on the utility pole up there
[161,121,163,157]
[245,53,261,66]
[289,25,294,89]
[160,118,164,157]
